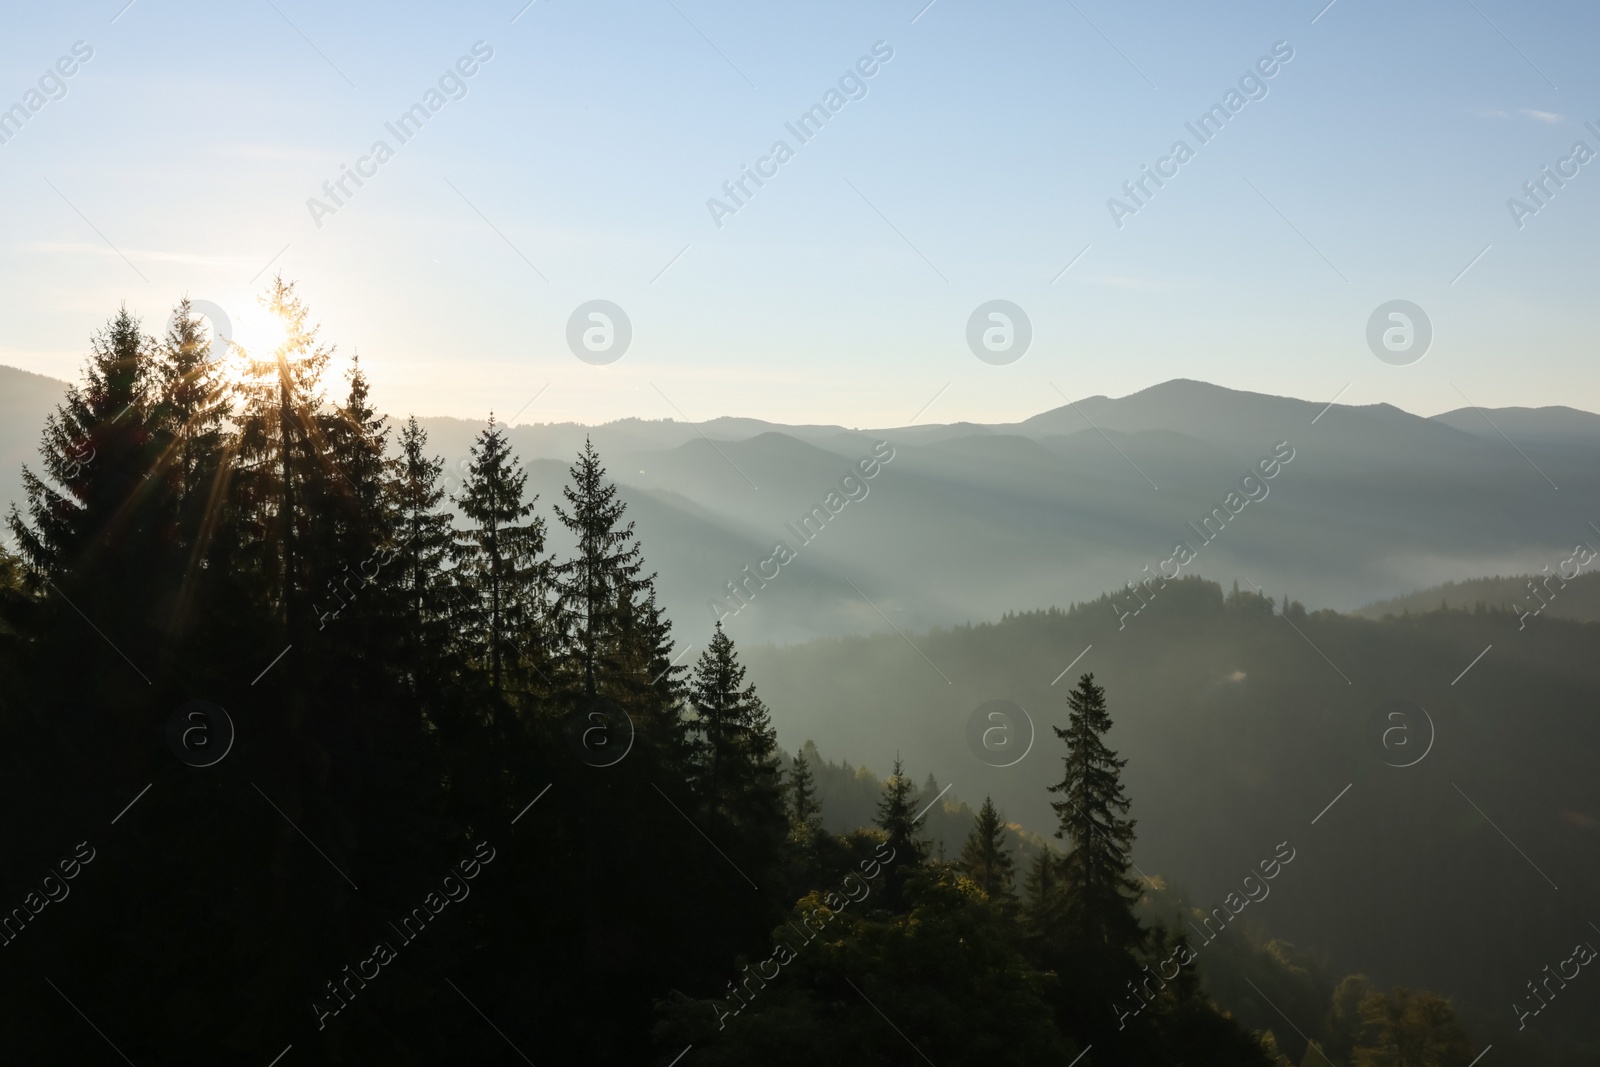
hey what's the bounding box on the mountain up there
[7,365,1600,646]
[0,365,70,518]
[1433,404,1600,446]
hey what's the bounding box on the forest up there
[0,285,1535,1065]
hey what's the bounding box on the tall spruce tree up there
[322,358,391,554]
[10,307,154,582]
[391,415,457,681]
[7,306,170,684]
[612,583,691,758]
[875,755,929,909]
[1022,849,1063,937]
[232,276,335,636]
[313,358,399,637]
[453,415,545,701]
[1047,673,1142,952]
[961,795,1017,901]
[686,621,782,828]
[146,298,235,653]
[789,746,822,835]
[151,298,232,555]
[552,437,649,704]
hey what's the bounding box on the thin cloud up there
[1075,274,1157,290]
[1473,107,1563,124]
[27,242,250,268]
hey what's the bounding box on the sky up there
[0,0,1595,429]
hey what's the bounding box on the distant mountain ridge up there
[1357,571,1600,623]
[6,364,1600,645]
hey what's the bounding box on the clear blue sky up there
[1,0,1594,427]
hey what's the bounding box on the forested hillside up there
[1357,571,1600,623]
[741,581,1600,1061]
[0,289,1338,1065]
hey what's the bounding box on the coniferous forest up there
[0,287,1509,1065]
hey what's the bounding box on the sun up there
[227,305,291,362]
[208,305,292,386]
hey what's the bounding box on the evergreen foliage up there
[960,795,1016,902]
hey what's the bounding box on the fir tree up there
[231,276,335,635]
[391,416,457,668]
[961,795,1016,901]
[1047,673,1143,953]
[453,415,545,700]
[9,306,155,586]
[151,297,232,557]
[551,437,648,702]
[548,439,685,763]
[686,622,782,829]
[323,357,391,550]
[1022,849,1063,938]
[312,358,398,636]
[609,582,689,755]
[7,306,167,680]
[875,755,929,909]
[146,299,240,670]
[789,746,822,835]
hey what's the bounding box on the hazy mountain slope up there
[1434,404,1600,445]
[628,405,1600,646]
[740,579,1600,1035]
[8,365,1600,644]
[0,365,69,518]
[1357,571,1600,622]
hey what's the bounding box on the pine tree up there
[686,622,782,829]
[323,357,391,549]
[961,795,1016,901]
[151,298,232,552]
[548,439,694,784]
[7,307,168,679]
[140,299,245,679]
[1022,849,1063,936]
[789,746,822,834]
[312,358,398,636]
[10,307,153,581]
[1047,672,1144,954]
[231,276,336,636]
[453,415,546,700]
[552,437,649,703]
[607,582,688,749]
[875,755,929,909]
[391,416,457,672]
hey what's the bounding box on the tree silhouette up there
[875,755,929,910]
[453,414,544,701]
[1048,672,1142,953]
[960,795,1016,902]
[789,745,822,836]
[552,437,645,704]
[687,622,781,822]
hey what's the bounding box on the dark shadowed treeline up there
[0,287,787,1065]
[0,288,1486,1065]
